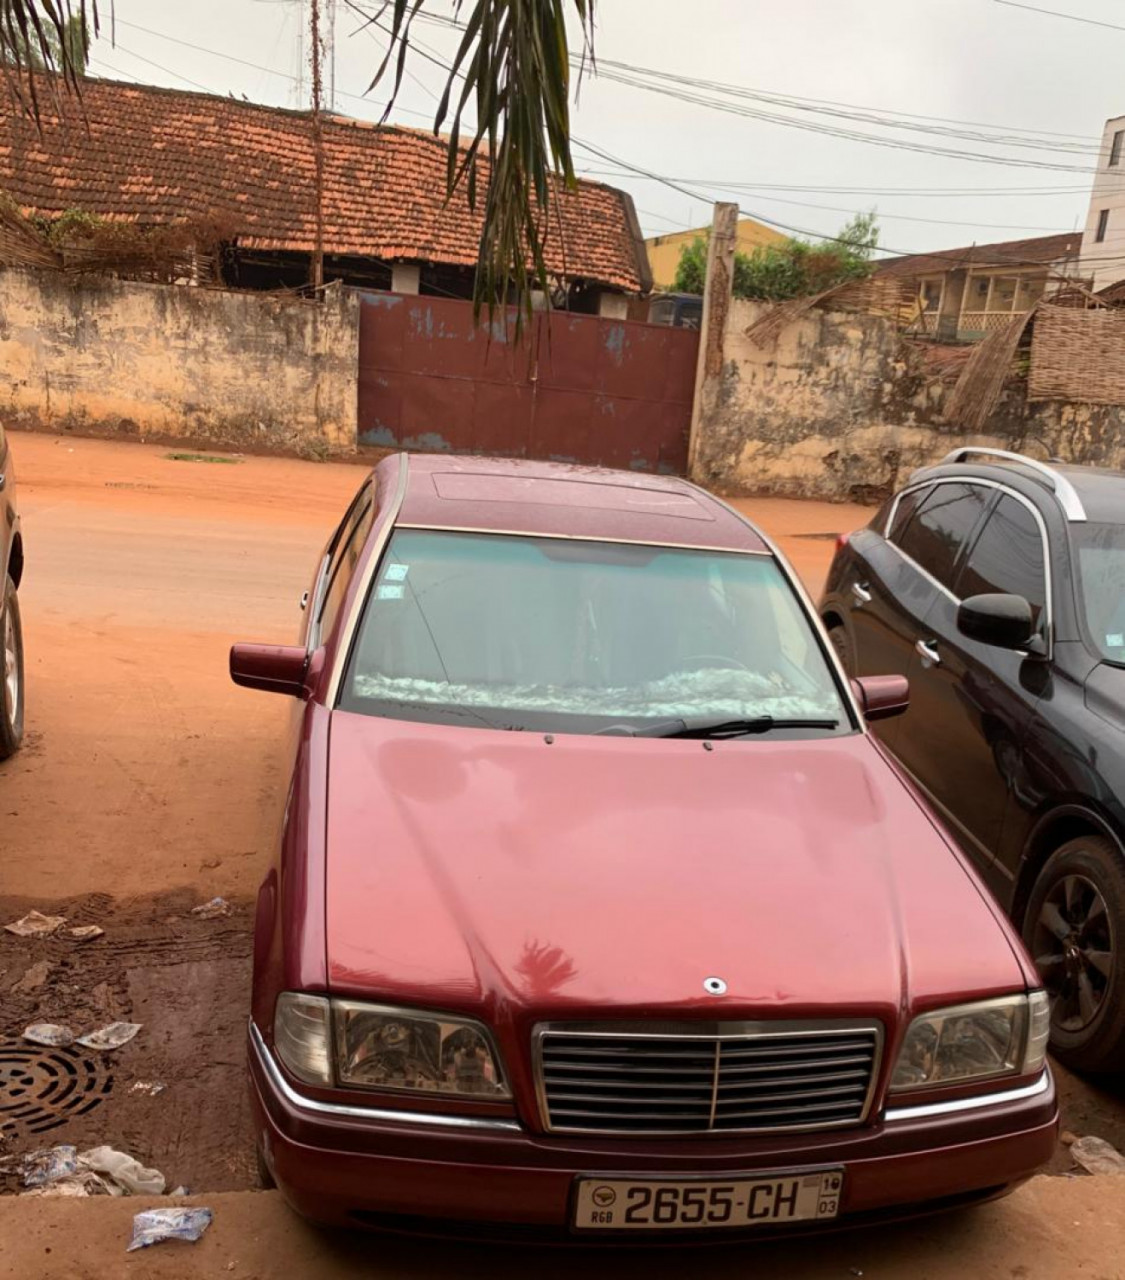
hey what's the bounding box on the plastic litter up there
[1071,1135,1125,1176]
[129,1081,165,1096]
[76,1022,142,1051]
[69,925,104,942]
[190,897,230,919]
[22,1146,77,1188]
[4,910,66,937]
[80,1146,165,1195]
[22,1170,112,1198]
[22,1023,75,1048]
[126,1207,213,1252]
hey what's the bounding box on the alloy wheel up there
[1031,873,1114,1033]
[2,603,17,725]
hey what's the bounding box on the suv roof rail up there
[935,447,1087,522]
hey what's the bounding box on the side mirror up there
[851,675,909,722]
[230,644,311,698]
[957,593,1034,651]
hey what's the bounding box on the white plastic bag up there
[79,1146,165,1196]
[126,1207,212,1252]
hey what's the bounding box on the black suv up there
[1,422,24,760]
[822,448,1125,1072]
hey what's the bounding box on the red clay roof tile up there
[0,77,646,292]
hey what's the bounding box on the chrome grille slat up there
[537,1022,880,1135]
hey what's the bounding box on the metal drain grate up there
[0,1038,114,1137]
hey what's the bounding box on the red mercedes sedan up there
[232,454,1057,1239]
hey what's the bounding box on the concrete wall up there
[693,298,1125,502]
[0,269,359,453]
[1080,114,1125,292]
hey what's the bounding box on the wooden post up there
[687,202,738,481]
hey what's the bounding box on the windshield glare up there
[1076,523,1125,664]
[339,531,849,735]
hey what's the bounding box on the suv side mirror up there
[230,644,311,697]
[957,593,1034,651]
[851,675,910,722]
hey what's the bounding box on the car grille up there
[536,1022,881,1134]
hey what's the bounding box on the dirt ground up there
[1,430,1123,1276]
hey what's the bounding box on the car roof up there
[909,453,1125,526]
[392,453,769,553]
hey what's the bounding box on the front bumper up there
[248,1023,1057,1236]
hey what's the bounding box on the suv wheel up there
[0,574,23,760]
[1023,835,1125,1073]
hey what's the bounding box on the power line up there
[410,7,1102,161]
[574,167,1097,197]
[342,5,1089,260]
[993,0,1125,32]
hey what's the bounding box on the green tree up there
[1,0,594,333]
[673,212,880,303]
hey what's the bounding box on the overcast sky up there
[86,0,1125,258]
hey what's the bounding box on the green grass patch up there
[165,452,244,465]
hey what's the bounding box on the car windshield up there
[1075,522,1125,665]
[338,530,850,736]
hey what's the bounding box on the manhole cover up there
[0,1039,113,1137]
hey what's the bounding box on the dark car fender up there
[1012,800,1125,927]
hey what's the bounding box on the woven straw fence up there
[1029,304,1125,404]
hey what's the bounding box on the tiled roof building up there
[0,77,649,296]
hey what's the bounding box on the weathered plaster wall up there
[694,298,1125,501]
[0,269,359,453]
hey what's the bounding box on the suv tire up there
[826,622,854,674]
[1023,834,1125,1073]
[0,574,23,760]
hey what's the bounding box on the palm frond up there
[358,0,596,336]
[0,1,100,114]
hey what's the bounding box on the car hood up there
[324,712,1024,1022]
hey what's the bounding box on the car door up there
[852,481,988,747]
[842,486,938,713]
[894,488,1050,872]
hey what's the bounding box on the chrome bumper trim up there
[249,1021,522,1133]
[884,1069,1051,1122]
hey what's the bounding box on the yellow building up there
[645,218,787,290]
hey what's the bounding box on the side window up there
[956,495,1047,629]
[314,487,376,646]
[886,487,928,544]
[895,482,990,593]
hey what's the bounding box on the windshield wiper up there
[597,716,841,740]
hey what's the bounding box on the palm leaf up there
[366,0,596,336]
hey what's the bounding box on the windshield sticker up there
[376,584,405,600]
[383,563,410,582]
[1108,633,1124,648]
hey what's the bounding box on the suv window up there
[957,495,1047,628]
[886,486,928,544]
[315,486,376,646]
[894,482,989,593]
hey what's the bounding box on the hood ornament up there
[703,976,727,996]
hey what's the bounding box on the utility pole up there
[687,202,738,481]
[310,0,325,290]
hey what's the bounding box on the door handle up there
[851,582,872,606]
[299,591,309,612]
[915,639,941,667]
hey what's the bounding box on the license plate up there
[572,1169,844,1232]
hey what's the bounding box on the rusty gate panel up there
[357,291,699,474]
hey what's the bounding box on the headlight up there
[891,992,1050,1092]
[334,1001,510,1098]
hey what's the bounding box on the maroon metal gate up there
[357,292,699,474]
